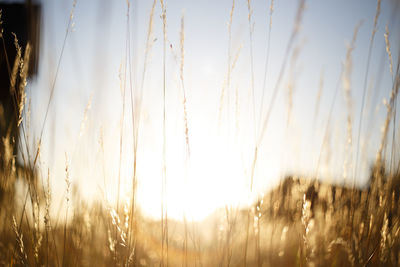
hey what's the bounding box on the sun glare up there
[136,130,250,221]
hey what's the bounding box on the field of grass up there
[0,0,400,266]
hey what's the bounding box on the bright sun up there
[136,132,250,221]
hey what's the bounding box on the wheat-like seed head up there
[160,0,167,42]
[246,0,252,23]
[12,216,28,265]
[44,169,51,231]
[269,0,274,27]
[371,0,381,40]
[10,33,21,94]
[65,153,71,203]
[384,24,393,78]
[228,0,235,33]
[179,13,190,156]
[17,43,31,127]
[380,212,389,262]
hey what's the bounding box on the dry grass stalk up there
[179,12,191,267]
[246,0,256,141]
[342,22,361,181]
[17,42,30,127]
[259,0,274,126]
[134,0,157,134]
[376,68,400,165]
[244,1,257,264]
[354,0,381,183]
[10,33,21,95]
[180,13,190,156]
[38,0,77,153]
[301,194,312,264]
[160,0,169,266]
[247,3,306,263]
[12,216,28,265]
[372,0,381,40]
[380,212,389,262]
[258,0,305,146]
[62,153,71,267]
[218,0,235,127]
[0,1,399,267]
[44,169,51,266]
[286,41,302,127]
[384,24,393,79]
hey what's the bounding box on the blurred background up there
[1,0,399,221]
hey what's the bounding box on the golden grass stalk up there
[33,204,42,265]
[17,42,30,127]
[342,22,361,181]
[180,13,190,156]
[124,1,137,261]
[116,59,126,220]
[244,1,257,264]
[286,41,302,127]
[314,68,343,180]
[257,0,305,146]
[354,0,381,183]
[247,2,306,264]
[44,169,52,266]
[372,0,381,40]
[259,0,274,127]
[301,194,311,264]
[386,23,397,174]
[380,212,389,262]
[134,0,157,127]
[38,0,77,150]
[62,153,71,267]
[246,0,256,141]
[127,0,157,261]
[2,134,16,179]
[160,0,169,265]
[127,0,157,258]
[218,0,235,127]
[269,0,274,27]
[10,33,21,95]
[179,12,191,267]
[12,216,28,265]
[384,24,393,79]
[376,68,400,166]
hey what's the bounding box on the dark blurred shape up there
[0,1,40,151]
[0,1,41,201]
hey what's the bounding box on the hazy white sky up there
[22,0,400,220]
